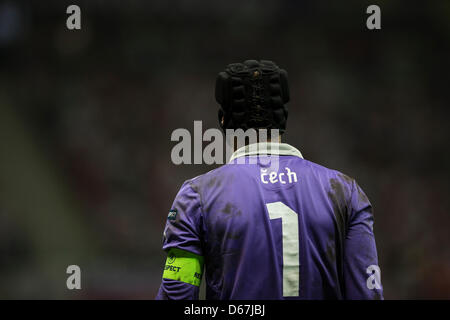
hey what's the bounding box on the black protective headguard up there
[215,60,289,133]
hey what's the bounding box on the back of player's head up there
[215,60,289,133]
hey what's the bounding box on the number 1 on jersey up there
[266,201,300,297]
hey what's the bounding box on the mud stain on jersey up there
[222,202,242,218]
[327,178,349,237]
[221,203,243,240]
[338,173,353,185]
[339,173,370,205]
[327,177,350,293]
[205,176,222,190]
[325,237,336,264]
[217,202,242,240]
[356,184,369,204]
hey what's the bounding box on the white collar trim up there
[229,142,304,163]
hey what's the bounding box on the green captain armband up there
[162,248,204,287]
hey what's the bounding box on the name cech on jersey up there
[260,167,298,184]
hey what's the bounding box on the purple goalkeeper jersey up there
[156,143,383,300]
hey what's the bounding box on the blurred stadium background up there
[0,0,449,299]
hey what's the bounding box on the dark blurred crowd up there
[0,0,449,299]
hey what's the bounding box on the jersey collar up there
[229,142,304,163]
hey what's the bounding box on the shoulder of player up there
[301,158,357,188]
[179,164,230,194]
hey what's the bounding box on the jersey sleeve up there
[155,180,204,300]
[343,180,384,300]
